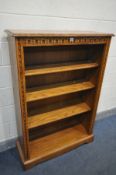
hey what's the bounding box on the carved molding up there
[17,36,110,47]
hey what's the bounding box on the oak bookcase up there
[6,30,113,169]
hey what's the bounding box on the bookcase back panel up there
[24,44,104,67]
[26,69,97,89]
[29,114,89,141]
[27,92,84,115]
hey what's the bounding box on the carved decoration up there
[17,36,110,47]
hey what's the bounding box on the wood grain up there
[28,102,91,129]
[26,81,95,102]
[25,62,98,76]
[29,124,90,159]
[17,130,93,169]
[6,30,114,37]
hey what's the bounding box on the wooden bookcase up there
[6,30,113,169]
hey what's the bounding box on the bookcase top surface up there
[6,30,114,37]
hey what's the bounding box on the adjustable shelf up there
[7,30,113,169]
[26,81,95,102]
[25,62,99,76]
[28,102,91,129]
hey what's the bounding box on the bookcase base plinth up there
[16,134,94,170]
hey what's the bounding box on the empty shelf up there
[26,81,95,102]
[28,102,91,129]
[29,124,92,160]
[25,62,98,76]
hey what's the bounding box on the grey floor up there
[0,115,116,175]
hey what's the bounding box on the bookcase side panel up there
[16,38,30,159]
[88,37,112,133]
[8,36,29,159]
[8,37,23,143]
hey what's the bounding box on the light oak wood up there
[25,62,98,76]
[28,102,91,129]
[26,81,95,102]
[29,124,92,159]
[28,114,86,140]
[6,30,113,169]
[6,30,114,37]
[17,131,93,169]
